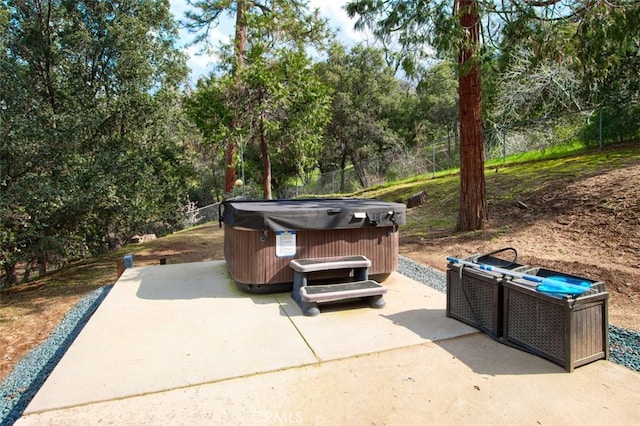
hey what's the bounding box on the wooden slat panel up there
[572,303,605,362]
[224,226,398,285]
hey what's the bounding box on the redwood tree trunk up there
[457,0,487,231]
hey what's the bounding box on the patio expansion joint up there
[275,296,322,363]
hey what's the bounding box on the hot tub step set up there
[446,249,610,372]
[290,255,387,316]
[220,199,405,314]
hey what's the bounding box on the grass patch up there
[357,143,640,240]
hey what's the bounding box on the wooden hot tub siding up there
[224,226,399,286]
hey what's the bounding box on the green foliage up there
[415,61,458,144]
[494,1,640,124]
[237,48,332,197]
[1,0,194,285]
[581,107,640,147]
[346,0,459,76]
[185,0,336,49]
[183,74,237,202]
[574,1,640,145]
[316,44,407,191]
[185,75,235,147]
[184,0,333,199]
[576,0,640,95]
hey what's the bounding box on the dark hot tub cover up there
[220,198,406,231]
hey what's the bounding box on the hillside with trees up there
[2,0,639,288]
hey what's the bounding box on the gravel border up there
[1,258,638,425]
[1,285,112,426]
[397,255,447,293]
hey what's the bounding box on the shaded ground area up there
[1,159,639,384]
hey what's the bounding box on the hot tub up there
[219,198,406,293]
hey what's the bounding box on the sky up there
[169,0,371,83]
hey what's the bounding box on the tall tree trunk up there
[38,254,47,276]
[259,116,272,199]
[3,264,17,287]
[223,134,237,193]
[23,260,33,282]
[456,0,487,231]
[233,0,247,74]
[224,0,248,193]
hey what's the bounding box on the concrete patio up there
[16,260,640,425]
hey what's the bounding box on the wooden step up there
[300,280,386,303]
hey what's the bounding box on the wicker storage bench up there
[503,269,609,372]
[446,249,526,338]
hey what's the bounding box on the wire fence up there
[186,202,221,227]
[189,105,637,207]
[277,106,638,198]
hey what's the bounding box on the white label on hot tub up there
[276,230,297,257]
[354,212,366,219]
